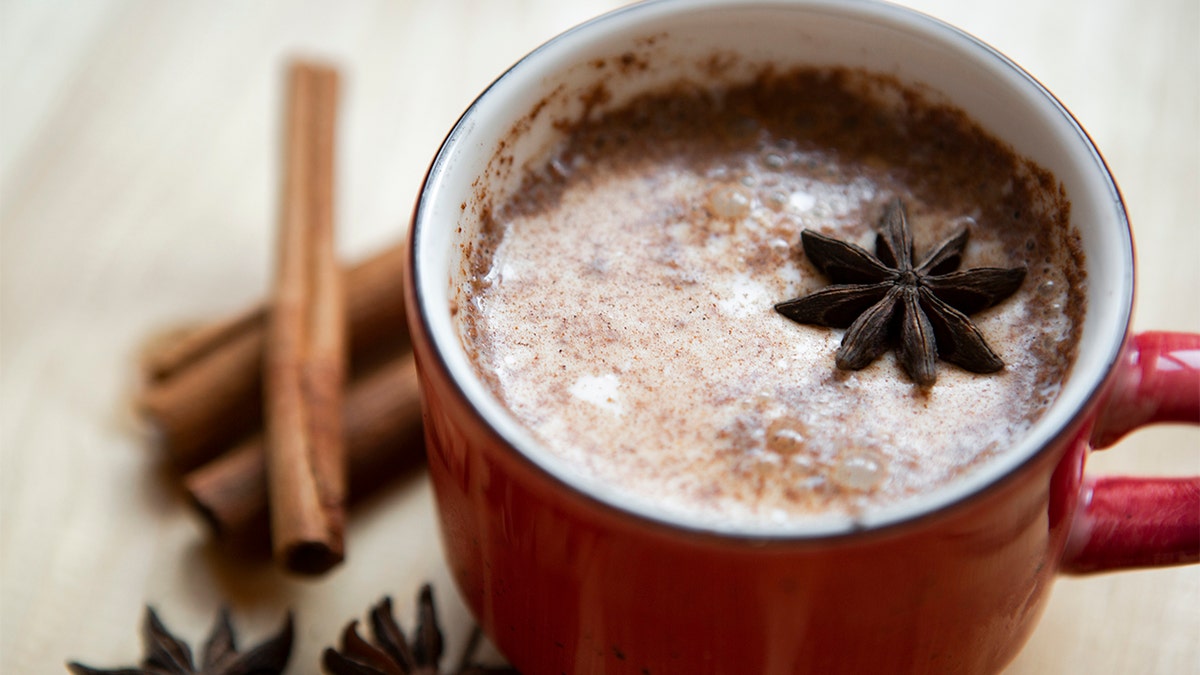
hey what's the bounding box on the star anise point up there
[67,606,293,675]
[776,198,1025,385]
[324,585,517,675]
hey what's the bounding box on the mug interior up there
[411,0,1132,538]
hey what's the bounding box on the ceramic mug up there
[404,1,1200,672]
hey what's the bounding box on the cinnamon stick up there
[265,61,346,574]
[136,243,406,471]
[184,354,425,547]
[141,306,266,383]
[139,324,266,470]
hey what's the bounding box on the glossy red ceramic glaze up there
[406,316,1196,674]
[403,2,1200,671]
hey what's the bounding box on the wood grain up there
[1,1,1195,672]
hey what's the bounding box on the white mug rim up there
[409,0,1134,540]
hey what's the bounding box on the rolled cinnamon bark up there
[183,354,425,548]
[264,60,347,574]
[136,243,407,472]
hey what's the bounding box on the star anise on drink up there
[323,585,519,675]
[774,198,1026,386]
[66,606,293,675]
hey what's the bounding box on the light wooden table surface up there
[2,1,1196,672]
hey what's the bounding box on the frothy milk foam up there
[457,68,1086,527]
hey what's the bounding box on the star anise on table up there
[67,606,293,675]
[774,198,1026,386]
[323,584,519,675]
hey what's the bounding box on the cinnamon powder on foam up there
[458,68,1086,527]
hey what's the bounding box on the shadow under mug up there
[405,1,1200,672]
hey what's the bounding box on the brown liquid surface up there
[459,68,1086,526]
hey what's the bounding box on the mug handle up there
[1062,331,1200,574]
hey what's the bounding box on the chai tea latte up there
[457,68,1086,526]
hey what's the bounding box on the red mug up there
[404,1,1199,672]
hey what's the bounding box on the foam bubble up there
[708,185,753,219]
[830,451,888,492]
[766,418,807,456]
